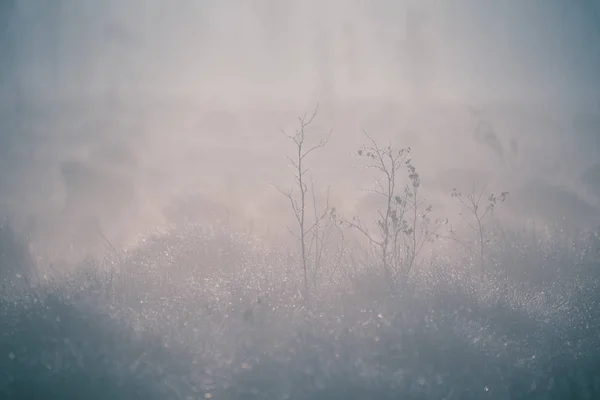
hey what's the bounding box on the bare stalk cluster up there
[336,132,446,285]
[277,106,509,298]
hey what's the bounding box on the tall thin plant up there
[450,184,509,282]
[274,105,331,304]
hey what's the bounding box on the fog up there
[1,0,599,260]
[4,2,600,398]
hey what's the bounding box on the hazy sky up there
[0,1,599,259]
[1,1,598,107]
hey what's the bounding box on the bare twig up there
[274,104,331,305]
[451,185,509,282]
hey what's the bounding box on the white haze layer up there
[0,0,599,262]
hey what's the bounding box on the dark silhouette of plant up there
[450,184,509,281]
[468,105,508,165]
[275,105,331,304]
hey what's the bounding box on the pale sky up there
[1,1,598,108]
[0,1,599,257]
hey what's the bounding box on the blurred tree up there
[0,0,17,82]
[314,17,334,109]
[403,1,434,104]
[252,0,291,56]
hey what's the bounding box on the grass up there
[1,216,599,399]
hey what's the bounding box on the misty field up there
[2,123,600,399]
[2,1,600,399]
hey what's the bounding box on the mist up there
[3,2,600,399]
[1,0,600,258]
